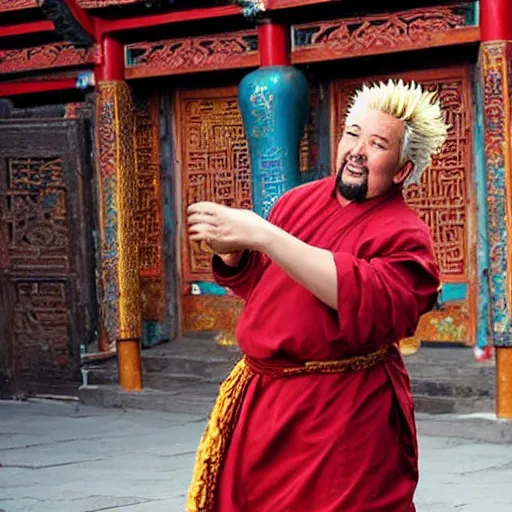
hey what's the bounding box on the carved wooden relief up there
[405,81,470,278]
[332,67,475,344]
[134,94,163,278]
[299,84,320,174]
[120,6,477,80]
[126,30,258,79]
[0,43,96,75]
[292,4,478,64]
[4,157,70,271]
[480,41,512,345]
[177,87,253,284]
[0,121,96,391]
[133,92,166,330]
[0,0,37,11]
[12,281,73,384]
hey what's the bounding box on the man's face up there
[335,106,412,202]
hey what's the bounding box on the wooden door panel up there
[177,87,252,286]
[175,87,250,332]
[0,120,96,393]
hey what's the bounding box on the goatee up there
[335,164,369,203]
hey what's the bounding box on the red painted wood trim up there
[480,0,512,41]
[101,5,241,34]
[0,20,54,38]
[0,78,78,97]
[258,22,290,66]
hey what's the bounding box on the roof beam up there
[0,20,54,38]
[0,77,79,97]
[100,4,241,34]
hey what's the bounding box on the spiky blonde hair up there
[346,79,449,184]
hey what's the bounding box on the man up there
[186,79,448,512]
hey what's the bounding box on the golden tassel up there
[187,358,253,512]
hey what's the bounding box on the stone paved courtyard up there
[1,399,512,511]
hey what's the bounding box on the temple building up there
[0,0,511,419]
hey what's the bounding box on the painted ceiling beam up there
[0,77,79,97]
[0,20,55,38]
[100,4,242,34]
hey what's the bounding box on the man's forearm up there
[259,224,338,309]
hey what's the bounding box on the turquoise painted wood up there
[473,67,491,349]
[438,283,468,304]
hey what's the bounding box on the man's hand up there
[187,202,270,255]
[188,201,338,309]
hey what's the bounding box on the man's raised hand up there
[187,202,269,255]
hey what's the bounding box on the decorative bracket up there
[232,0,266,20]
[40,0,95,47]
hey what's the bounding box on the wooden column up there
[95,35,142,391]
[258,20,290,66]
[480,0,512,419]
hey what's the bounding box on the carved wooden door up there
[0,120,96,395]
[175,87,251,334]
[332,66,477,345]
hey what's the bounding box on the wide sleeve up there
[212,250,269,300]
[333,226,440,351]
[212,195,288,300]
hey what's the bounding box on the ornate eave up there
[0,0,481,99]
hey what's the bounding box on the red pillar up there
[95,35,124,82]
[480,0,512,42]
[480,0,512,420]
[258,20,290,67]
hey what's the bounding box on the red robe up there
[212,177,440,512]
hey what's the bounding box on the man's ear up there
[393,161,414,185]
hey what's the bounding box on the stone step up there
[413,395,494,415]
[405,360,495,380]
[142,335,240,359]
[143,373,224,391]
[79,342,496,416]
[78,383,217,417]
[410,377,495,399]
[82,358,233,389]
[78,384,494,417]
[81,367,118,386]
[416,413,512,444]
[142,354,236,381]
